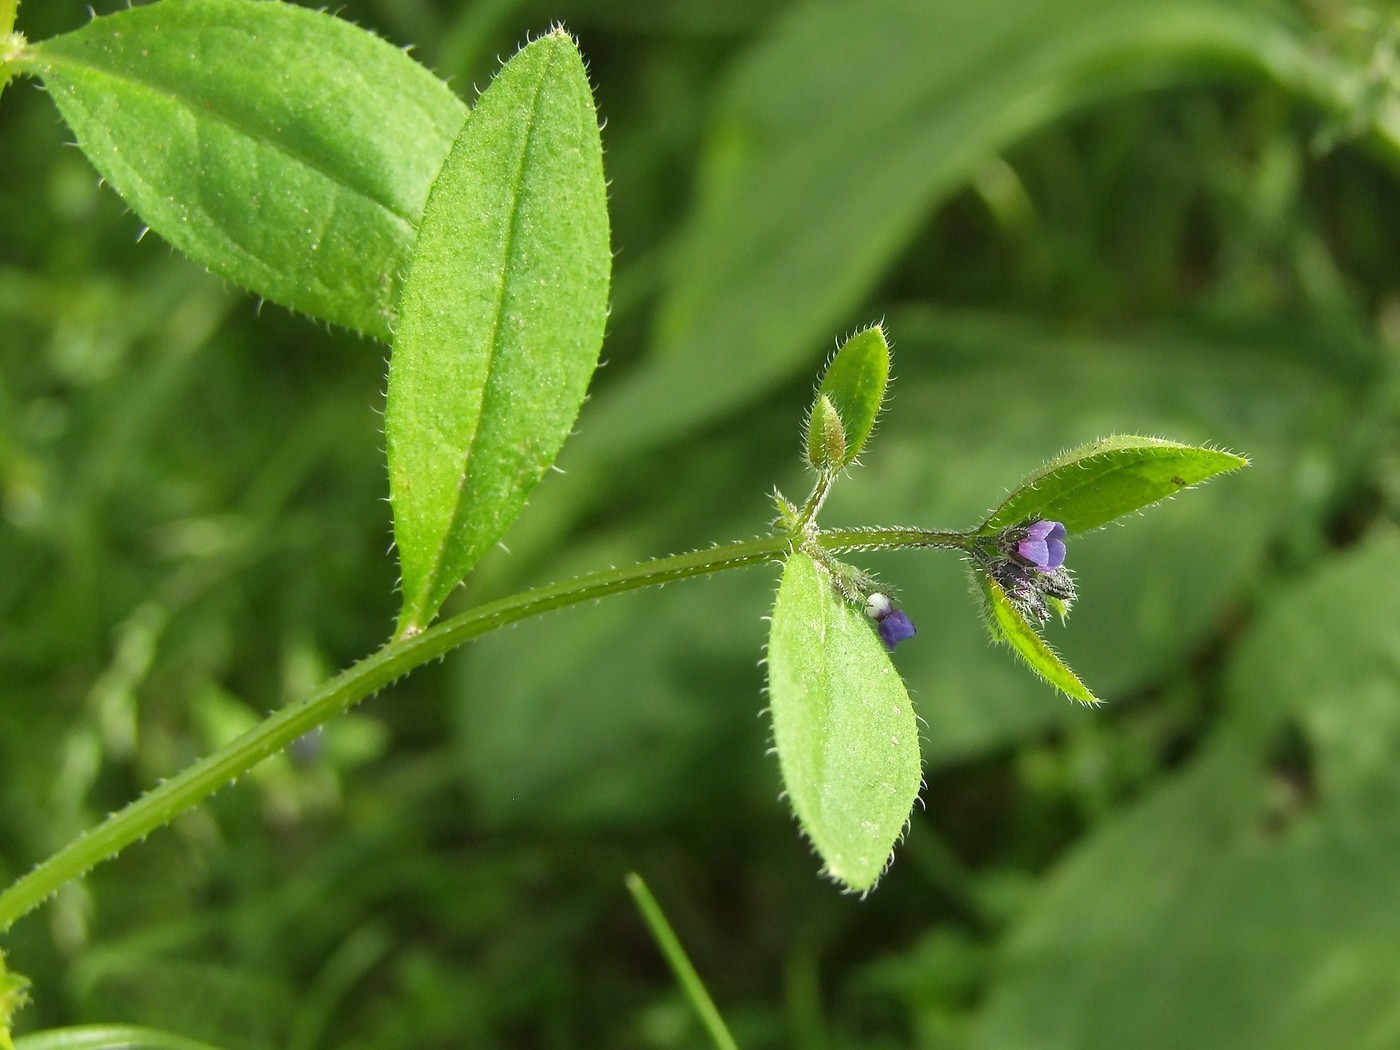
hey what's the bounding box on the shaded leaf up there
[387,30,610,634]
[569,0,1322,462]
[977,569,1100,705]
[767,551,922,891]
[21,0,467,338]
[981,435,1247,535]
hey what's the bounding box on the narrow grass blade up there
[625,873,739,1050]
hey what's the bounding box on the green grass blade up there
[625,873,739,1050]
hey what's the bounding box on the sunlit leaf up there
[387,30,610,635]
[21,0,467,338]
[981,435,1247,535]
[767,551,922,891]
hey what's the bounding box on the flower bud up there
[1008,519,1067,572]
[805,393,848,471]
[865,592,916,651]
[979,520,1076,625]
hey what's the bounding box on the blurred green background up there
[2,0,1399,1046]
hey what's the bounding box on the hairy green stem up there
[0,525,967,932]
[794,469,836,529]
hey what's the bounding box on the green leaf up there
[767,551,922,892]
[810,324,890,470]
[977,569,1099,705]
[981,435,1247,535]
[20,0,467,339]
[387,30,610,635]
[568,0,1322,463]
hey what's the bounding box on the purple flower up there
[876,609,916,651]
[1016,520,1067,572]
[865,593,916,651]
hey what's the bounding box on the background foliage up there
[1,0,1398,1046]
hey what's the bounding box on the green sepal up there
[981,436,1248,535]
[0,949,30,1050]
[977,568,1100,705]
[767,551,922,892]
[772,490,800,530]
[811,325,890,470]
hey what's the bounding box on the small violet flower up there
[983,520,1077,625]
[865,592,916,651]
[1015,519,1067,572]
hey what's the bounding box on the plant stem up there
[795,469,836,529]
[0,525,967,932]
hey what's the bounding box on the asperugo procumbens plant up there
[0,0,1245,1036]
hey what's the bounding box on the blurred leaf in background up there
[1,0,1398,1047]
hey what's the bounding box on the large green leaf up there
[980,435,1248,535]
[19,0,467,339]
[568,0,1331,463]
[767,551,922,891]
[974,529,1400,1049]
[386,30,610,635]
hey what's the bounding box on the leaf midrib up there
[31,42,425,232]
[410,43,561,622]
